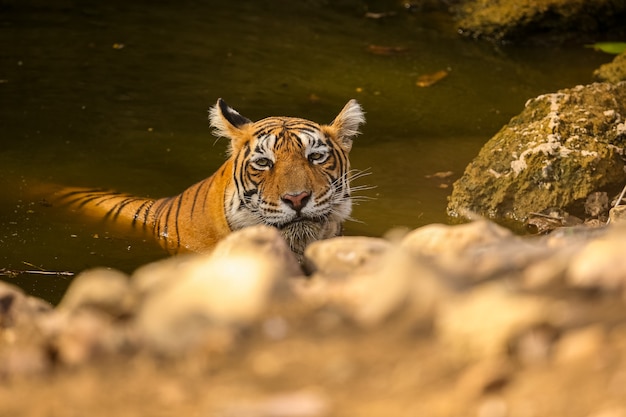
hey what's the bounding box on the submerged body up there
[57,99,365,257]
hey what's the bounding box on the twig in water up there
[0,262,74,279]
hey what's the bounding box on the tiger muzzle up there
[281,191,311,214]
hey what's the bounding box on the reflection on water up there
[0,0,611,302]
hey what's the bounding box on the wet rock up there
[134,226,298,354]
[57,267,133,318]
[448,82,626,224]
[594,52,626,84]
[455,0,626,42]
[436,282,552,361]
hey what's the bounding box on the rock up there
[585,192,609,219]
[594,52,626,84]
[566,226,626,291]
[609,204,626,224]
[456,358,514,399]
[134,226,298,354]
[299,237,451,327]
[216,389,331,417]
[448,82,626,223]
[400,221,512,257]
[455,0,626,42]
[303,236,392,277]
[57,267,133,318]
[41,310,128,367]
[0,282,53,328]
[0,283,53,376]
[436,282,551,361]
[553,325,606,365]
[401,221,555,284]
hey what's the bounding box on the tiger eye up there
[308,152,326,162]
[254,157,273,168]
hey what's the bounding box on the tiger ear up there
[209,99,252,151]
[328,99,365,152]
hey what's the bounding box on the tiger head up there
[209,99,365,255]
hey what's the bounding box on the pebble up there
[57,267,133,317]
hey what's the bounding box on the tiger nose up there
[281,191,311,212]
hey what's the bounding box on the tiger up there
[55,98,366,258]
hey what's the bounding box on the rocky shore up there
[3,219,626,416]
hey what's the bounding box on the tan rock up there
[57,267,133,317]
[401,221,512,257]
[609,205,626,224]
[566,227,626,290]
[303,236,391,277]
[134,226,296,354]
[553,325,606,365]
[436,282,550,361]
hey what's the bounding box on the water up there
[0,0,611,303]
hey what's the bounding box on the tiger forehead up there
[252,117,323,138]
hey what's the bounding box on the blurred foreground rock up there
[2,221,626,416]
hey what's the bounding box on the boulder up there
[455,0,626,42]
[594,51,626,84]
[448,82,626,223]
[134,225,300,355]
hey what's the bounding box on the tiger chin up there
[56,99,365,260]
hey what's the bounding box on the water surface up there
[0,0,611,302]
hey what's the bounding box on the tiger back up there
[55,99,365,257]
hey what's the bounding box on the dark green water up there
[0,0,611,303]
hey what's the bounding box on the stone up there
[134,226,298,354]
[448,82,626,223]
[566,226,626,290]
[436,282,551,361]
[400,221,512,257]
[0,282,52,328]
[57,267,133,317]
[303,236,392,278]
[216,389,331,417]
[609,205,626,224]
[594,52,626,84]
[41,310,126,367]
[455,0,626,42]
[299,237,450,327]
[553,325,606,365]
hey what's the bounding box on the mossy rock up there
[455,0,626,42]
[448,82,626,222]
[594,52,626,84]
